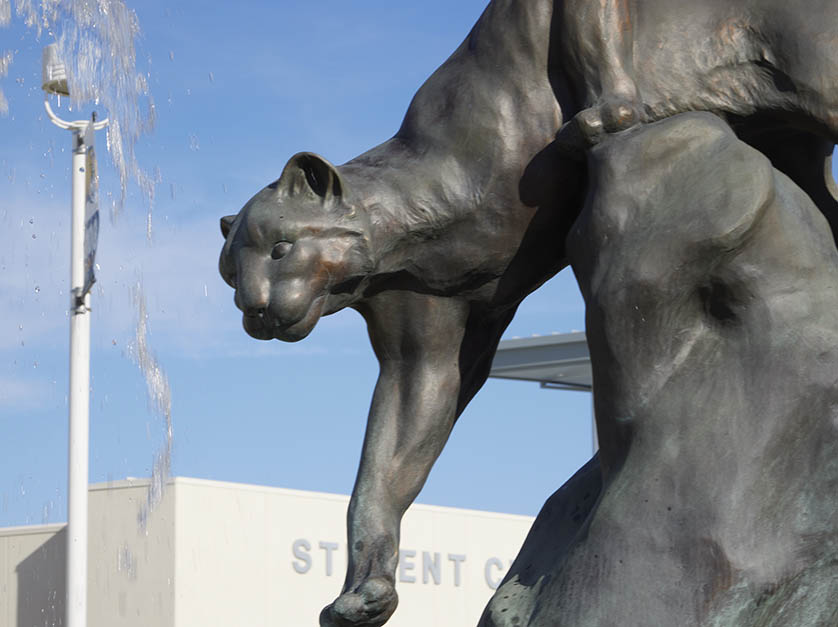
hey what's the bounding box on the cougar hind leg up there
[759,12,838,239]
[557,0,643,150]
[749,130,838,248]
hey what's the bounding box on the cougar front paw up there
[556,99,643,153]
[319,577,398,627]
[598,99,641,133]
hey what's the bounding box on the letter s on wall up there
[292,539,312,574]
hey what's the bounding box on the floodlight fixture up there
[41,44,108,130]
[41,43,69,96]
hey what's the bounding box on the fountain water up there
[1,0,173,535]
[131,281,173,531]
[1,0,156,212]
[0,50,11,115]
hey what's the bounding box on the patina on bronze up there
[219,1,838,625]
[481,112,838,626]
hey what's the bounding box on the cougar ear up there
[274,152,343,202]
[220,214,236,239]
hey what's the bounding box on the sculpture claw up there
[600,100,640,133]
[556,99,643,156]
[320,577,398,627]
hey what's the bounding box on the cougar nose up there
[234,254,271,315]
[235,280,270,316]
[235,289,269,317]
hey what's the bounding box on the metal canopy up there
[488,332,592,391]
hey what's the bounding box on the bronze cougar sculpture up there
[220,1,838,624]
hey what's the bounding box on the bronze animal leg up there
[320,293,515,627]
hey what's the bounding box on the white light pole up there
[42,43,107,627]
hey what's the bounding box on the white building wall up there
[0,523,66,627]
[87,481,175,627]
[173,479,282,626]
[172,478,533,626]
[1,478,534,627]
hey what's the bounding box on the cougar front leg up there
[559,0,642,147]
[319,292,470,627]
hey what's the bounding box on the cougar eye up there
[270,241,293,260]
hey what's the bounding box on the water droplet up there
[188,134,200,151]
[31,233,36,239]
[208,71,214,83]
[29,217,34,224]
[34,285,40,293]
[168,50,174,61]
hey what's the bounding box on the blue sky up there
[0,0,595,527]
